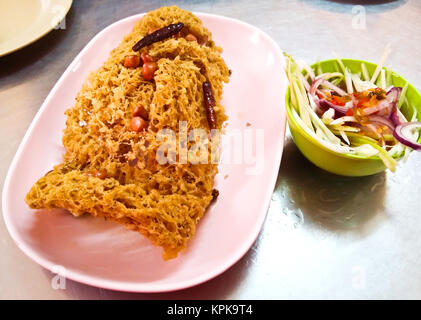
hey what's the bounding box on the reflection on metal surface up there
[277,138,386,232]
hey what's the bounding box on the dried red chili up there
[203,81,217,129]
[211,189,219,201]
[132,22,185,51]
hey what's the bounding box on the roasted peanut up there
[185,33,197,42]
[123,55,140,68]
[130,116,148,132]
[132,104,149,120]
[142,62,157,80]
[140,52,154,63]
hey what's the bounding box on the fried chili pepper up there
[203,81,217,129]
[132,23,185,51]
[211,189,219,201]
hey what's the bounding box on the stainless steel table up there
[1,0,420,299]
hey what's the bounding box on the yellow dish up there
[0,0,72,57]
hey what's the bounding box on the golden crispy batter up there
[25,6,229,260]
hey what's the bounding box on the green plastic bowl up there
[285,58,421,176]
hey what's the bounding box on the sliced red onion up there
[361,87,401,116]
[319,99,349,117]
[322,80,348,96]
[387,86,402,97]
[310,76,348,97]
[387,87,403,126]
[390,110,401,127]
[367,123,382,139]
[361,106,378,116]
[309,77,324,96]
[385,85,394,93]
[368,115,395,132]
[393,122,421,150]
[310,94,326,117]
[376,99,393,117]
[307,92,319,112]
[362,99,391,116]
[357,123,382,140]
[381,87,402,116]
[316,89,326,98]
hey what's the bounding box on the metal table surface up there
[1,0,420,299]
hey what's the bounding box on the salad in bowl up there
[285,47,421,175]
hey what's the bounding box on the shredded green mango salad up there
[285,47,421,172]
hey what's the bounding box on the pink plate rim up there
[2,12,287,293]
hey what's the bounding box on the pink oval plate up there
[2,12,287,292]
